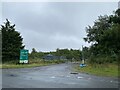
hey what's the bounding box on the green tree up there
[31,48,37,53]
[1,19,25,62]
[84,9,120,63]
[109,9,120,24]
[29,48,38,59]
[56,48,81,61]
[84,15,111,55]
[84,15,111,44]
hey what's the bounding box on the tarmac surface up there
[2,63,119,88]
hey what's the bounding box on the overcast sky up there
[2,2,118,52]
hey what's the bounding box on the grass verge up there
[73,63,119,77]
[1,59,66,69]
[1,63,52,69]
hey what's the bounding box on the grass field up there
[73,63,119,77]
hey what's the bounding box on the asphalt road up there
[2,63,119,88]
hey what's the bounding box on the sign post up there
[20,49,29,64]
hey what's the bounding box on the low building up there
[43,54,54,60]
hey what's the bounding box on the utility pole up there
[82,45,84,64]
[118,1,120,9]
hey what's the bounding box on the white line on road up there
[66,76,70,77]
[50,76,56,78]
[77,76,83,79]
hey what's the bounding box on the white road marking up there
[110,81,113,83]
[77,76,83,79]
[51,76,55,78]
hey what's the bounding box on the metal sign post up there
[20,49,29,64]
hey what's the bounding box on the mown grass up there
[1,59,66,69]
[73,63,119,77]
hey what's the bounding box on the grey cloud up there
[2,2,117,52]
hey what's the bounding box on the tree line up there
[29,48,82,61]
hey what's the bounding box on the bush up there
[88,54,118,64]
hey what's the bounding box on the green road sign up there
[20,49,29,63]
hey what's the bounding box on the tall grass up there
[74,63,118,77]
[88,54,118,64]
[73,54,119,77]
